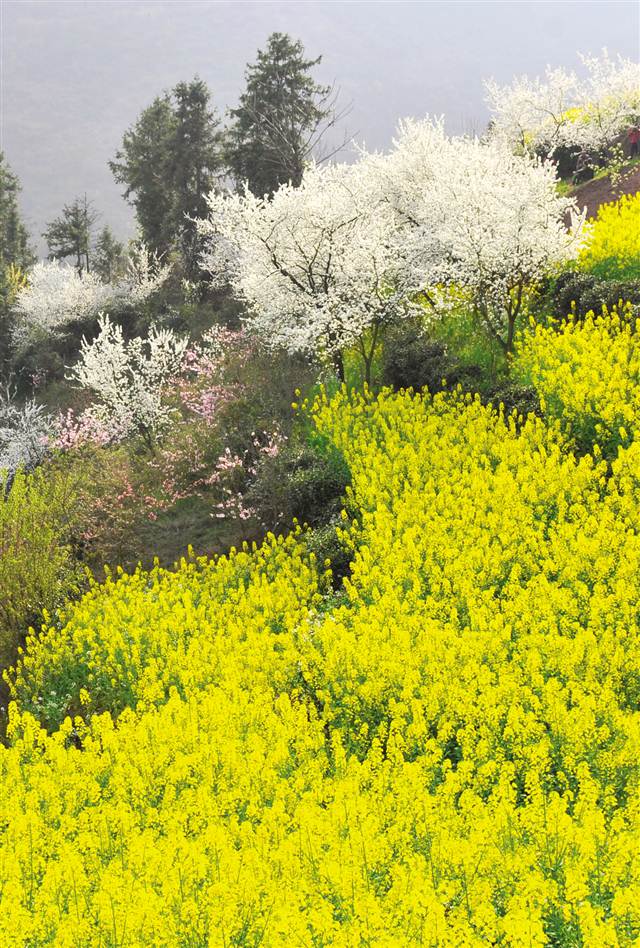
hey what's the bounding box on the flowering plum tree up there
[485,51,640,161]
[68,315,188,446]
[13,262,112,339]
[0,389,51,475]
[201,121,585,366]
[370,118,587,351]
[13,243,171,343]
[198,162,416,383]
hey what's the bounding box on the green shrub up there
[246,433,351,533]
[0,467,83,679]
[381,320,490,394]
[486,382,541,421]
[305,515,352,589]
[538,271,640,322]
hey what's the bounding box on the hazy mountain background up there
[2,0,639,256]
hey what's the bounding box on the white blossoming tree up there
[486,51,640,162]
[369,118,587,352]
[13,244,172,344]
[199,119,586,370]
[0,389,51,476]
[198,162,416,383]
[68,315,188,446]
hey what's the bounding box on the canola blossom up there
[514,306,640,458]
[2,362,640,944]
[578,193,640,281]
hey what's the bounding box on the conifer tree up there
[111,79,222,276]
[93,226,126,282]
[171,79,223,278]
[43,195,98,275]
[0,153,34,377]
[226,33,343,197]
[0,154,34,271]
[110,95,178,258]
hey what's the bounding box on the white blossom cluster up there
[13,246,171,343]
[0,391,52,476]
[199,162,416,371]
[485,50,640,158]
[371,118,587,348]
[198,117,585,358]
[68,315,189,443]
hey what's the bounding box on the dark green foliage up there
[110,94,177,255]
[306,516,352,589]
[225,32,336,197]
[171,79,224,278]
[246,434,351,535]
[0,153,34,379]
[93,226,126,282]
[0,153,34,271]
[537,271,640,321]
[110,79,223,275]
[0,273,17,383]
[381,321,485,394]
[43,194,99,274]
[486,382,541,421]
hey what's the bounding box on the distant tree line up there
[109,32,345,280]
[24,33,344,292]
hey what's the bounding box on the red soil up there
[571,166,640,220]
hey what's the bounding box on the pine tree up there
[93,226,126,282]
[171,79,223,277]
[111,79,222,276]
[0,153,34,378]
[225,33,341,197]
[110,95,177,257]
[0,153,34,271]
[43,195,99,275]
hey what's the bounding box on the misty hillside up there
[4,0,639,253]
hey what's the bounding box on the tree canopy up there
[225,32,340,197]
[110,78,223,275]
[43,195,99,275]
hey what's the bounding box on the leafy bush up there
[246,432,351,533]
[381,320,487,393]
[537,269,640,321]
[305,515,352,589]
[486,381,541,421]
[0,467,82,679]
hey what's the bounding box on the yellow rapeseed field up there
[578,192,640,280]
[514,306,640,457]
[3,315,640,944]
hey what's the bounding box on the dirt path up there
[571,166,640,219]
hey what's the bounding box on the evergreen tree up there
[171,79,223,277]
[110,79,222,275]
[43,195,99,275]
[226,33,341,197]
[0,153,34,271]
[110,95,177,257]
[0,153,34,378]
[93,226,126,282]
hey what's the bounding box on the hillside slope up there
[572,164,640,219]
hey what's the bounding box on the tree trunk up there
[506,312,517,355]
